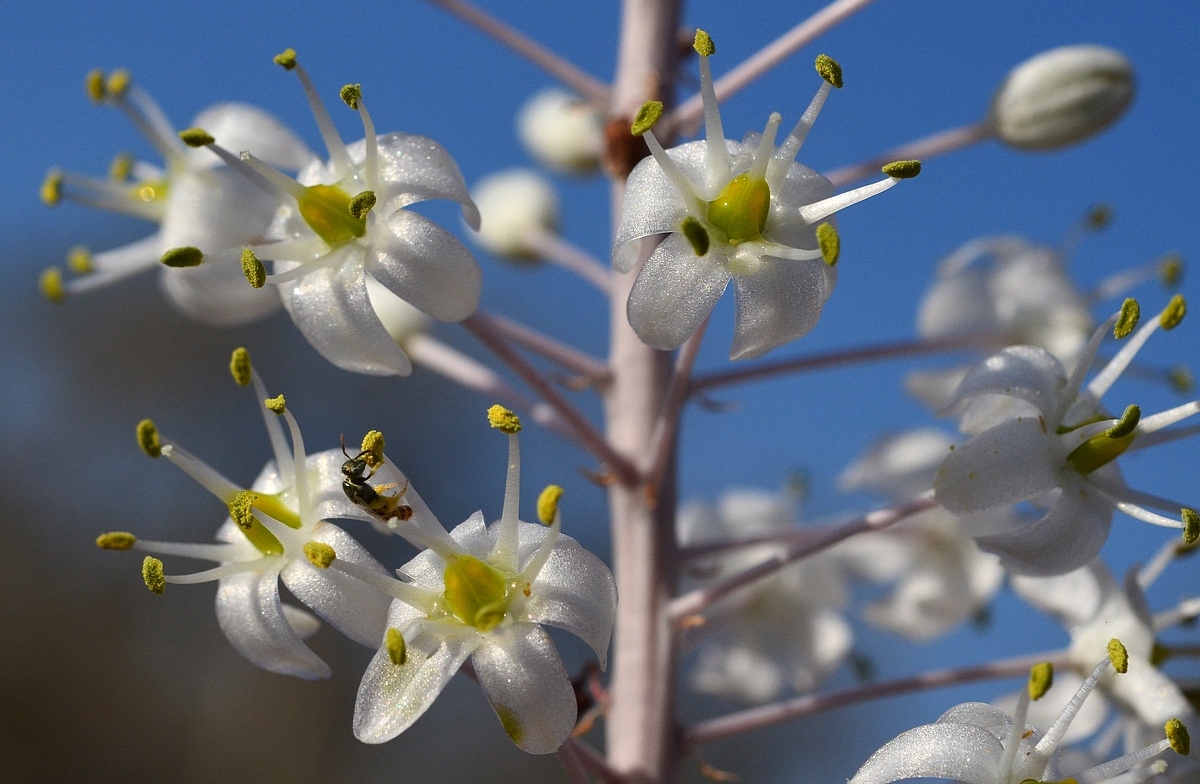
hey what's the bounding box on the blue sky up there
[2,1,1198,781]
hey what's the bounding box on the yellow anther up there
[537,484,564,526]
[385,627,407,666]
[96,532,137,550]
[265,395,286,415]
[815,54,843,88]
[241,248,266,288]
[41,170,63,206]
[142,556,165,594]
[106,69,131,98]
[227,348,251,388]
[1115,298,1140,338]
[1108,638,1129,673]
[882,160,921,179]
[303,541,336,569]
[1160,254,1184,289]
[229,490,259,529]
[1169,365,1195,394]
[1028,662,1054,701]
[108,151,134,182]
[693,29,715,57]
[1183,509,1199,547]
[360,430,386,469]
[178,128,215,148]
[160,246,204,268]
[487,404,522,434]
[136,419,162,458]
[85,69,106,102]
[1160,294,1186,330]
[349,190,376,220]
[816,222,840,266]
[1105,404,1140,438]
[298,184,367,246]
[1085,203,1113,230]
[631,101,664,137]
[273,48,298,70]
[1166,718,1191,756]
[680,216,710,256]
[340,83,362,109]
[39,267,65,303]
[67,246,93,274]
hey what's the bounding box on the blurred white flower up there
[41,70,309,324]
[353,408,616,754]
[934,297,1198,575]
[517,88,605,174]
[613,33,918,359]
[678,488,851,702]
[990,45,1135,151]
[469,169,560,260]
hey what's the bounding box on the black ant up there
[340,435,414,522]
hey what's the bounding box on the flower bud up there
[989,44,1134,151]
[517,88,605,174]
[469,169,560,262]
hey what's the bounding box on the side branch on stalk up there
[482,310,613,386]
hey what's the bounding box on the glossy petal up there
[918,267,997,339]
[472,623,577,754]
[944,346,1066,423]
[159,167,279,250]
[190,102,315,171]
[849,723,1006,784]
[280,522,391,648]
[935,416,1061,511]
[281,250,414,376]
[627,233,730,350]
[840,429,958,500]
[761,162,834,247]
[369,209,481,322]
[613,140,707,272]
[1110,659,1196,726]
[215,567,331,680]
[729,254,835,359]
[1010,562,1113,628]
[370,133,480,229]
[974,482,1113,576]
[936,702,1013,740]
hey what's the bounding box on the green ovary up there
[1066,431,1135,474]
[707,174,771,243]
[443,555,511,631]
[298,184,367,246]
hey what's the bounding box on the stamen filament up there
[697,52,731,190]
[1125,422,1200,453]
[250,368,293,488]
[999,684,1031,779]
[641,129,705,212]
[293,63,354,177]
[237,152,309,201]
[53,182,164,222]
[491,432,521,574]
[388,516,462,561]
[160,442,241,504]
[517,514,561,586]
[1059,313,1121,421]
[134,540,243,562]
[748,112,782,181]
[769,82,831,190]
[164,559,271,584]
[203,143,297,203]
[797,176,898,224]
[261,247,346,285]
[1022,659,1111,778]
[1088,315,1162,400]
[355,98,381,194]
[1134,400,1200,435]
[755,241,823,262]
[63,237,163,294]
[1079,739,1171,784]
[280,409,309,512]
[330,558,440,613]
[1087,259,1166,304]
[111,88,187,167]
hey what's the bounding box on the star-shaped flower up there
[41,69,311,325]
[934,296,1199,575]
[196,50,482,376]
[96,349,410,678]
[613,31,918,359]
[350,407,616,753]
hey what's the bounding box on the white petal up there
[627,233,730,351]
[369,210,481,322]
[613,140,708,272]
[935,416,1061,511]
[994,673,1109,744]
[158,250,283,326]
[215,568,330,680]
[1011,562,1113,627]
[1109,659,1196,726]
[937,702,1013,740]
[281,522,392,648]
[849,722,1005,784]
[472,623,577,754]
[159,167,279,250]
[281,250,414,376]
[974,482,1114,576]
[371,132,480,229]
[518,532,616,667]
[840,429,957,499]
[281,603,321,639]
[944,346,1067,423]
[189,102,315,171]
[353,632,479,743]
[729,255,836,360]
[691,644,786,703]
[918,267,998,339]
[761,161,835,245]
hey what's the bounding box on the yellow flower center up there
[442,554,511,632]
[298,183,367,247]
[707,174,770,243]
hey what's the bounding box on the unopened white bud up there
[989,45,1134,151]
[517,88,605,174]
[470,169,560,262]
[365,276,430,346]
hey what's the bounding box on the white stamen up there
[388,516,462,561]
[262,248,348,285]
[1126,422,1200,453]
[280,409,309,513]
[490,432,521,574]
[1022,659,1110,779]
[293,63,354,177]
[1059,313,1120,422]
[1154,597,1200,631]
[160,441,240,503]
[757,241,824,262]
[164,559,270,584]
[331,558,440,613]
[1087,260,1162,304]
[355,98,382,194]
[517,514,561,588]
[697,53,731,191]
[134,539,242,562]
[797,176,898,224]
[1138,535,1181,588]
[1088,316,1161,400]
[63,236,163,294]
[749,112,783,181]
[111,85,187,167]
[1079,739,1172,784]
[642,129,705,212]
[999,684,1031,779]
[1134,400,1200,435]
[203,143,297,203]
[768,82,831,190]
[250,369,293,489]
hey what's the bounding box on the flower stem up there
[525,229,616,294]
[825,122,993,189]
[477,311,612,386]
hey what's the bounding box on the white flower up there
[613,33,917,359]
[517,88,605,174]
[469,169,560,260]
[989,45,1135,151]
[99,350,408,679]
[837,430,1005,640]
[678,489,851,702]
[41,70,310,324]
[934,297,1199,575]
[200,51,482,376]
[850,656,1189,784]
[352,407,616,754]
